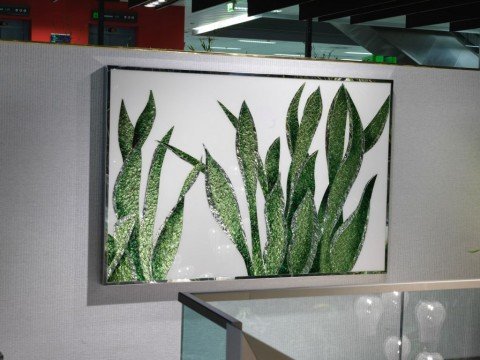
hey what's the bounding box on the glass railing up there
[179,280,480,360]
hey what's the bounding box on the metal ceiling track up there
[406,2,480,28]
[191,0,230,12]
[350,0,478,24]
[450,18,480,32]
[299,1,395,21]
[246,0,311,17]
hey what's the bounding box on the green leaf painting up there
[107,77,391,283]
[106,93,201,283]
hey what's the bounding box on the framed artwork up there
[104,66,392,284]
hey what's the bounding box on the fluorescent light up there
[466,44,480,48]
[211,46,242,50]
[344,51,372,55]
[238,39,276,44]
[193,14,260,34]
[145,0,166,7]
[340,58,362,61]
[272,9,282,13]
[274,53,304,57]
[234,6,248,11]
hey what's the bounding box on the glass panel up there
[181,305,227,360]
[211,291,403,360]
[402,288,480,360]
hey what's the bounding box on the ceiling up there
[140,0,480,66]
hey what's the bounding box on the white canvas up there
[106,67,392,283]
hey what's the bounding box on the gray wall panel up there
[0,41,479,359]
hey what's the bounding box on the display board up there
[105,67,392,284]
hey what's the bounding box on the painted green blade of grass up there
[218,101,238,129]
[265,138,281,194]
[205,149,253,276]
[118,100,134,160]
[263,179,287,275]
[319,90,365,273]
[236,101,264,276]
[309,186,330,273]
[106,214,136,279]
[151,199,185,281]
[160,142,205,171]
[330,175,377,273]
[291,87,322,176]
[179,162,204,198]
[288,151,318,224]
[106,235,116,266]
[288,191,319,275]
[364,95,391,153]
[138,128,174,281]
[326,85,348,183]
[286,84,305,156]
[132,91,156,149]
[287,87,322,204]
[113,147,141,219]
[109,252,136,283]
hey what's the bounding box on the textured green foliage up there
[265,138,281,193]
[290,87,322,181]
[152,199,185,280]
[132,91,156,149]
[365,96,391,152]
[138,129,174,281]
[288,151,318,223]
[288,191,319,274]
[108,93,200,283]
[164,83,389,279]
[106,214,136,279]
[160,142,205,170]
[287,87,322,207]
[118,100,134,160]
[236,102,264,275]
[319,91,365,273]
[218,101,238,129]
[286,84,305,156]
[113,147,141,219]
[326,85,348,183]
[330,176,377,272]
[204,150,253,276]
[264,179,287,275]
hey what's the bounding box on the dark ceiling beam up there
[450,17,480,32]
[247,0,311,17]
[350,0,476,24]
[406,2,480,28]
[192,0,229,13]
[299,0,394,21]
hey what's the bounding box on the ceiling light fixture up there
[274,53,303,57]
[128,0,178,9]
[211,46,242,50]
[344,51,372,55]
[193,14,260,35]
[238,39,276,44]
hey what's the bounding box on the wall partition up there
[0,41,479,359]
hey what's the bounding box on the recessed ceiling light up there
[238,39,276,44]
[344,51,372,55]
[211,46,242,50]
[193,14,260,34]
[144,0,166,7]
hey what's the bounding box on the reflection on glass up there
[415,301,446,345]
[384,335,411,360]
[416,352,444,360]
[354,296,383,336]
